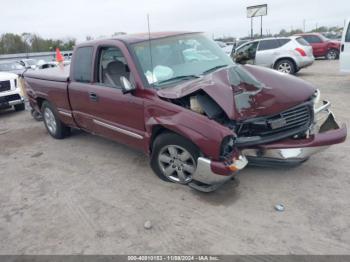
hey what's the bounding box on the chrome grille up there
[239,103,313,138]
[264,104,312,135]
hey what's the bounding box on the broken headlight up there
[220,136,235,159]
[313,89,323,110]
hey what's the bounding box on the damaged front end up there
[241,89,347,166]
[157,65,346,191]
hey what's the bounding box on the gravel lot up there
[0,60,349,255]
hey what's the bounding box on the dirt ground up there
[0,60,349,255]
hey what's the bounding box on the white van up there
[340,19,350,73]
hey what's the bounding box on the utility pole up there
[303,19,306,32]
[251,17,253,39]
[260,16,263,38]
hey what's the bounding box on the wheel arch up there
[149,124,201,155]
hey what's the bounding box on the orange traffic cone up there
[56,48,64,68]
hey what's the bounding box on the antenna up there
[147,14,154,85]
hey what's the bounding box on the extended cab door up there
[340,19,350,73]
[68,42,146,150]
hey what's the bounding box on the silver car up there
[232,36,314,74]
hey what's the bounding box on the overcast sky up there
[1,0,348,41]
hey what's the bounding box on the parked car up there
[24,32,346,192]
[215,41,234,55]
[0,60,26,75]
[340,19,350,73]
[0,72,25,111]
[232,36,314,74]
[18,59,38,69]
[296,33,341,60]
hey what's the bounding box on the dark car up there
[296,33,341,60]
[23,32,347,192]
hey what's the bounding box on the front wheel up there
[151,133,199,184]
[326,49,339,60]
[274,59,296,74]
[42,101,70,139]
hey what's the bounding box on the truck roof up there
[80,31,200,46]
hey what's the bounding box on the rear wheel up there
[151,133,199,184]
[326,49,339,60]
[14,103,25,111]
[274,59,296,74]
[42,101,70,139]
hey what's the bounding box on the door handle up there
[341,44,344,52]
[89,92,98,102]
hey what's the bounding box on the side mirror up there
[120,76,136,94]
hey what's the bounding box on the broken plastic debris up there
[144,220,152,230]
[274,204,285,212]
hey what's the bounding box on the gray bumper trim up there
[8,99,24,106]
[191,157,233,185]
[191,155,248,186]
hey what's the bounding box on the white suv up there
[232,36,314,74]
[0,72,25,111]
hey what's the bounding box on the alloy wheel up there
[158,145,196,184]
[44,107,57,135]
[327,50,337,60]
[277,62,292,74]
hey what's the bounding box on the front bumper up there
[188,155,248,192]
[242,100,347,166]
[0,89,25,109]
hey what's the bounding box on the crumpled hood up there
[157,65,316,121]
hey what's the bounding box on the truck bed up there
[24,66,70,82]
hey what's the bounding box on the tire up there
[326,49,339,60]
[151,132,200,184]
[14,103,25,111]
[274,59,296,74]
[41,101,70,139]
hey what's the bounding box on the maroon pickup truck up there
[24,32,347,192]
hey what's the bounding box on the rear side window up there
[258,40,281,51]
[296,37,310,46]
[73,46,93,82]
[277,39,291,46]
[346,24,350,42]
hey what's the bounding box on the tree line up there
[0,33,76,55]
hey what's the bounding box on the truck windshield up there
[131,33,234,88]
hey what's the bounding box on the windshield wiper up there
[202,64,228,75]
[156,74,200,85]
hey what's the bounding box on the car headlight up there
[220,136,235,159]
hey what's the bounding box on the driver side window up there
[97,46,130,88]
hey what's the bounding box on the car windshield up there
[0,62,24,71]
[131,33,234,88]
